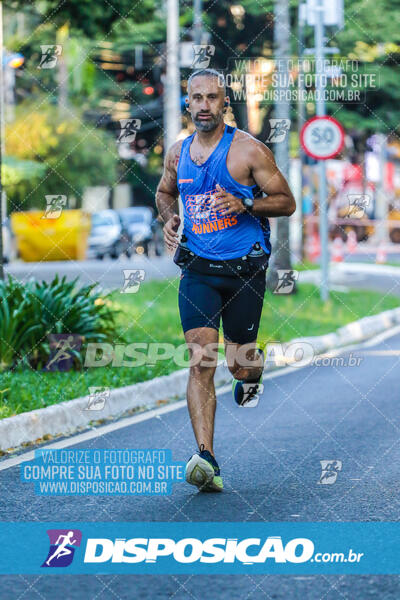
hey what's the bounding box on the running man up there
[46,531,77,566]
[156,68,295,492]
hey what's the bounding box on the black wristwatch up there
[242,197,254,212]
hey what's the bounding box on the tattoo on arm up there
[156,144,181,223]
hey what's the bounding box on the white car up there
[87,209,131,260]
[118,207,164,256]
[2,219,16,263]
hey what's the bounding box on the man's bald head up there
[187,69,226,96]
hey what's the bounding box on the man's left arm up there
[213,141,296,217]
[249,142,296,217]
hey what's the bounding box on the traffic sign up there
[300,116,345,160]
[306,0,344,27]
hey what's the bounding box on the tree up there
[5,106,118,211]
[5,0,155,37]
[6,0,156,115]
[330,0,400,135]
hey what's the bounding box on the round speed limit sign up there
[300,116,345,160]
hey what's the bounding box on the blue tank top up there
[176,124,271,260]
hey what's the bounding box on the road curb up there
[1,306,400,451]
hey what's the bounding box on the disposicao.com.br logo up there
[82,536,363,565]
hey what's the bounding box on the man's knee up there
[189,347,217,380]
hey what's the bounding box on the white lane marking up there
[361,324,400,347]
[1,324,400,472]
[360,350,400,356]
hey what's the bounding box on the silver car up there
[2,219,16,263]
[118,207,163,257]
[87,210,131,260]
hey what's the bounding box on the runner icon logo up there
[121,269,146,293]
[267,119,291,143]
[240,383,264,408]
[346,194,370,218]
[274,270,299,294]
[85,387,110,411]
[318,460,342,485]
[38,45,62,69]
[44,334,83,372]
[43,195,67,219]
[42,529,82,568]
[118,118,142,144]
[192,45,215,69]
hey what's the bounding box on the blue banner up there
[0,522,399,574]
[20,449,185,495]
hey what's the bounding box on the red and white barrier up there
[346,230,357,254]
[376,243,387,264]
[306,231,321,262]
[331,236,344,262]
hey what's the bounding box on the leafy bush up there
[0,275,120,371]
[0,277,42,371]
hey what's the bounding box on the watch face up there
[244,198,253,209]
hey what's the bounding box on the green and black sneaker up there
[185,444,223,492]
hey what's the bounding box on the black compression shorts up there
[178,268,266,344]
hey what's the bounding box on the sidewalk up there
[300,262,400,294]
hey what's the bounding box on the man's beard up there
[193,111,223,132]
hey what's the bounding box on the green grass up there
[0,279,398,420]
[293,260,320,271]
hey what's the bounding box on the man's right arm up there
[156,141,182,250]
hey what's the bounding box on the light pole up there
[164,0,181,153]
[267,0,292,286]
[314,0,329,301]
[193,0,203,46]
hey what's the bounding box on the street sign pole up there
[314,0,329,301]
[298,3,307,262]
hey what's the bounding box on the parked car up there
[118,207,163,256]
[87,210,131,260]
[2,218,16,263]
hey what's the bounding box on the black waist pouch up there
[173,242,269,276]
[247,246,270,274]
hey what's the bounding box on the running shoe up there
[185,444,223,492]
[232,349,265,407]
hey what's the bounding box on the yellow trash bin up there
[11,209,91,262]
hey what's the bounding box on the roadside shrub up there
[0,275,119,371]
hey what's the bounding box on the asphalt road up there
[1,330,400,598]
